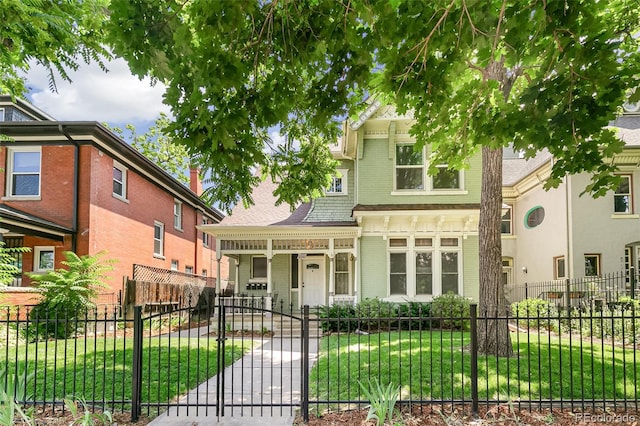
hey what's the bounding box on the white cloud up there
[23,58,170,125]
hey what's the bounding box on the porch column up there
[216,239,222,294]
[234,260,240,295]
[266,239,273,309]
[328,254,335,305]
[353,237,359,304]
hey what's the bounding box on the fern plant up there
[27,251,115,339]
[358,379,400,426]
[0,242,29,286]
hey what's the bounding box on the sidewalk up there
[148,336,318,425]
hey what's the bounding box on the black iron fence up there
[505,268,640,308]
[1,298,639,423]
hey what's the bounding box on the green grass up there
[2,335,251,408]
[310,330,640,403]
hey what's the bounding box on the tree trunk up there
[477,146,514,357]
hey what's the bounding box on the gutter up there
[58,124,79,252]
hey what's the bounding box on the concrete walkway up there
[148,335,318,425]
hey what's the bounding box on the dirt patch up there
[295,404,640,425]
[26,406,151,425]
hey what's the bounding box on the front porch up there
[202,226,362,309]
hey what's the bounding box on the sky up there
[22,57,285,147]
[23,57,170,136]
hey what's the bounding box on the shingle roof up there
[502,151,553,186]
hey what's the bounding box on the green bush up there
[27,251,115,340]
[430,292,471,330]
[318,304,357,333]
[396,301,433,330]
[354,298,398,332]
[511,298,559,330]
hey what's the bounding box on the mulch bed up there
[295,404,640,425]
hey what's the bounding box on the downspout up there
[58,125,79,253]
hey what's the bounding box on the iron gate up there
[130,298,309,421]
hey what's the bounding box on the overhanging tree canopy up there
[107,0,640,355]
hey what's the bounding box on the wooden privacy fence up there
[124,264,216,312]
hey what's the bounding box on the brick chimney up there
[189,167,203,196]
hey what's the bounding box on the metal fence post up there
[216,302,226,418]
[524,282,528,300]
[302,305,310,423]
[564,278,571,311]
[131,306,143,423]
[470,304,478,415]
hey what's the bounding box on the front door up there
[301,258,326,307]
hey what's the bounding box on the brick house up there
[0,96,227,305]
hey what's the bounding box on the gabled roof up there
[0,95,54,121]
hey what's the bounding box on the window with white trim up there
[584,254,600,277]
[7,147,41,197]
[327,169,348,195]
[202,218,210,247]
[251,256,267,279]
[388,236,461,298]
[614,175,632,213]
[185,266,194,274]
[554,256,566,279]
[395,144,424,190]
[34,246,54,272]
[432,165,461,190]
[501,206,513,234]
[502,257,513,285]
[153,221,164,257]
[174,200,183,229]
[334,253,350,295]
[113,161,128,200]
[171,259,179,270]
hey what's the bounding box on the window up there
[174,200,183,229]
[554,256,566,279]
[153,221,164,257]
[388,237,460,298]
[251,256,267,279]
[395,143,424,190]
[113,161,127,200]
[415,252,433,295]
[34,246,54,272]
[501,206,513,234]
[614,175,632,213]
[327,169,348,195]
[389,252,407,295]
[202,218,210,247]
[335,253,350,295]
[185,266,194,274]
[524,206,545,228]
[432,165,460,189]
[171,259,178,270]
[0,108,5,121]
[584,254,600,277]
[502,258,513,286]
[202,269,207,277]
[7,147,41,197]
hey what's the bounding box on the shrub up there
[430,292,471,330]
[511,298,559,330]
[354,298,398,332]
[0,242,29,287]
[27,251,115,340]
[318,304,357,333]
[396,301,433,330]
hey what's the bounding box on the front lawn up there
[3,335,251,410]
[309,330,640,405]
